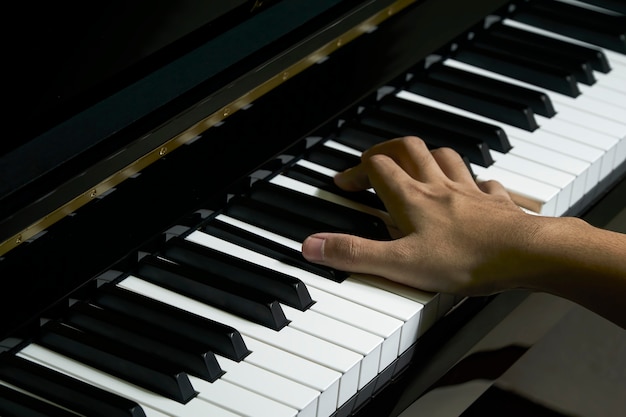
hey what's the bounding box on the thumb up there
[301,232,390,275]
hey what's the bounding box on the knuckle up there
[481,179,502,191]
[401,135,427,149]
[431,146,456,158]
[335,237,361,267]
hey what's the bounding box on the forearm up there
[509,216,626,328]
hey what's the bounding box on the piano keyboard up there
[2,2,625,416]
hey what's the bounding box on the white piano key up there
[471,164,560,215]
[18,345,242,417]
[323,140,365,157]
[492,152,575,215]
[508,132,603,193]
[297,159,340,177]
[118,276,362,406]
[609,62,626,79]
[197,356,318,417]
[183,230,426,354]
[560,82,626,165]
[610,52,626,65]
[304,286,403,371]
[583,76,626,103]
[536,116,620,176]
[604,50,626,66]
[609,67,626,82]
[540,75,626,122]
[282,305,382,389]
[188,375,299,417]
[539,98,624,140]
[348,272,447,329]
[295,155,373,196]
[243,338,340,417]
[499,140,588,204]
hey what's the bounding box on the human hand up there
[301,136,542,296]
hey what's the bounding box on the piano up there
[1,0,624,415]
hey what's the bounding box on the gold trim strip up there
[0,0,416,257]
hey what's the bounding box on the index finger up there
[334,136,444,191]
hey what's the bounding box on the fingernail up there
[303,236,325,262]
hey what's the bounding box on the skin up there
[301,136,626,328]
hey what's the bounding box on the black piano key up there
[513,0,626,53]
[0,354,146,417]
[423,63,556,118]
[407,76,540,131]
[226,195,342,242]
[491,22,611,73]
[204,219,349,282]
[478,31,597,85]
[378,94,514,152]
[357,108,495,166]
[333,123,476,176]
[284,163,387,211]
[137,255,289,330]
[38,321,197,404]
[0,383,79,417]
[93,284,250,362]
[249,180,391,239]
[333,124,390,152]
[305,144,362,172]
[305,143,362,171]
[65,301,224,381]
[454,40,581,97]
[164,236,314,311]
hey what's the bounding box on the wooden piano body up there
[1,0,624,415]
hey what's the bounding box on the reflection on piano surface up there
[1,0,625,416]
